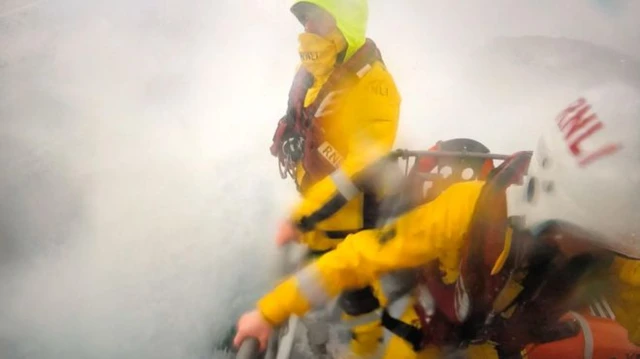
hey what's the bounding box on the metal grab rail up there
[234,243,307,359]
[387,149,531,177]
[235,337,260,359]
[389,148,525,161]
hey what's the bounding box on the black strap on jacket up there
[381,309,424,352]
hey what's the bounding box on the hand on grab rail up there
[233,310,274,353]
[234,337,259,359]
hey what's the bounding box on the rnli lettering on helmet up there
[318,141,343,167]
[555,97,622,167]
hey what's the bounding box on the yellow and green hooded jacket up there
[287,0,401,252]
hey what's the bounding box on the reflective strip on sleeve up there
[330,169,360,201]
[387,295,412,324]
[379,269,418,302]
[294,264,331,309]
[342,310,382,329]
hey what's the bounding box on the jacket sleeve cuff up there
[257,300,282,327]
[256,277,312,327]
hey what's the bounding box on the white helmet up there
[507,82,640,259]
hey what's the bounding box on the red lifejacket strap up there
[459,151,532,309]
[270,39,384,184]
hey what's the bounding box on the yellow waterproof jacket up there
[259,181,484,326]
[259,179,640,345]
[609,257,640,345]
[288,0,401,252]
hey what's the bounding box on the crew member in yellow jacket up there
[236,82,640,358]
[270,0,401,253]
[267,1,401,356]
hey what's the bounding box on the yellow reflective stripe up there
[330,169,359,200]
[294,264,331,309]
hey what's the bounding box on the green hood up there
[291,0,368,61]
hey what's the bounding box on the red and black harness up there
[381,151,615,356]
[270,39,383,192]
[378,152,530,353]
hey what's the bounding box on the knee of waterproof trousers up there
[337,286,384,358]
[349,320,384,358]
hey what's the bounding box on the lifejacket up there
[377,152,533,352]
[270,39,384,190]
[402,151,625,356]
[337,139,498,335]
[373,140,500,351]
